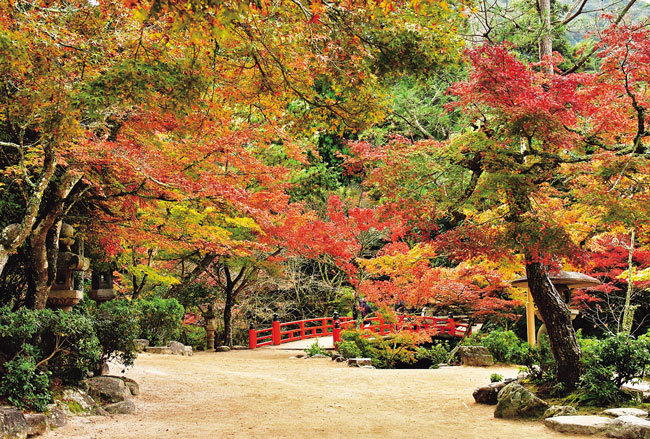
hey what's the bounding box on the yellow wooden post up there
[526,290,536,347]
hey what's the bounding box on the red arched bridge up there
[248,313,471,349]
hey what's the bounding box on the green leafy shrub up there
[416,343,450,368]
[339,329,425,368]
[464,330,538,365]
[577,333,650,404]
[182,325,206,350]
[135,298,184,346]
[305,341,330,357]
[92,300,140,373]
[490,373,503,383]
[0,350,51,411]
[337,340,362,359]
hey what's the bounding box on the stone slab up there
[604,408,649,418]
[607,415,650,439]
[544,416,614,435]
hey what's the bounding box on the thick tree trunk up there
[223,287,235,348]
[537,0,553,75]
[525,258,583,387]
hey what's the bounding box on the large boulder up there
[544,405,578,418]
[494,383,548,419]
[607,415,650,439]
[105,376,140,397]
[23,414,47,437]
[104,400,136,415]
[621,382,650,403]
[0,406,27,439]
[459,346,494,367]
[61,389,105,416]
[544,416,613,435]
[85,377,131,404]
[473,382,507,405]
[169,341,185,356]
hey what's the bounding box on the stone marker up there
[544,405,578,418]
[544,416,613,435]
[604,408,649,418]
[458,346,494,367]
[0,406,27,439]
[347,358,372,367]
[494,383,548,419]
[607,415,650,439]
[24,414,48,437]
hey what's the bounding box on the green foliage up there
[92,300,140,372]
[576,333,650,405]
[415,343,450,369]
[339,330,427,368]
[135,298,184,346]
[490,373,504,383]
[305,341,330,357]
[181,325,206,351]
[464,330,536,365]
[337,340,362,359]
[0,351,51,412]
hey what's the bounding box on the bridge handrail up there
[249,314,470,349]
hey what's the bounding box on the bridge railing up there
[249,313,470,349]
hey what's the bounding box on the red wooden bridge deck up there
[248,314,470,349]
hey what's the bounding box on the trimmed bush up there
[92,299,140,372]
[135,298,184,346]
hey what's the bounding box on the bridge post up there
[333,320,341,344]
[249,323,257,350]
[272,313,281,345]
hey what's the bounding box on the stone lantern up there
[90,270,116,302]
[47,224,90,311]
[511,270,600,347]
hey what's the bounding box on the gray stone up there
[473,382,507,405]
[23,414,47,437]
[331,353,344,361]
[215,346,231,352]
[134,339,149,352]
[184,346,193,356]
[607,415,650,439]
[145,346,172,354]
[605,408,649,418]
[334,356,346,363]
[44,405,67,428]
[459,346,494,367]
[360,365,375,369]
[104,400,136,415]
[494,383,548,419]
[545,405,578,418]
[169,341,185,355]
[544,416,613,435]
[61,389,102,415]
[621,382,650,402]
[231,345,248,350]
[347,358,372,367]
[105,376,139,397]
[85,376,131,404]
[0,406,27,439]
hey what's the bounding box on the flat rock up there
[231,345,248,350]
[360,365,375,369]
[24,414,48,437]
[215,346,231,352]
[347,358,372,367]
[459,346,494,367]
[607,415,650,439]
[0,406,27,439]
[494,383,548,419]
[305,354,329,359]
[44,405,67,428]
[544,416,613,435]
[545,405,578,418]
[605,408,649,418]
[621,383,650,402]
[473,382,507,405]
[145,346,172,355]
[85,376,131,403]
[104,400,136,415]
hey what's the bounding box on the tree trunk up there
[525,258,583,387]
[223,286,235,348]
[537,0,553,75]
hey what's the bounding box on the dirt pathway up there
[46,350,585,439]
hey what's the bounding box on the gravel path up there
[45,349,586,439]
